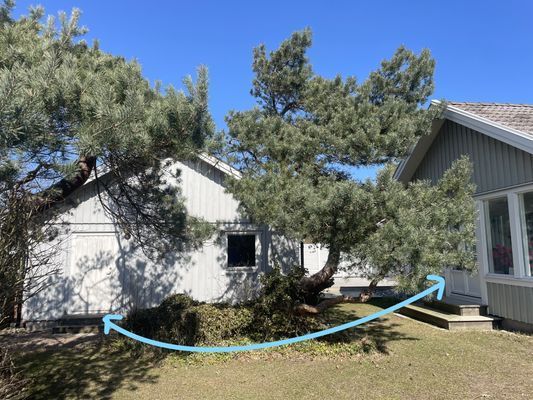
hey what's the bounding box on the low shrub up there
[248,265,324,340]
[124,294,252,346]
[191,303,253,345]
[126,294,199,345]
[124,266,334,346]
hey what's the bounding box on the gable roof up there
[448,102,533,136]
[85,152,240,185]
[394,100,533,183]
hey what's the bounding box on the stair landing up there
[398,297,499,331]
[425,296,488,317]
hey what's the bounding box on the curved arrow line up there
[103,274,444,353]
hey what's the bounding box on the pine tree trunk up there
[299,246,341,296]
[358,275,385,303]
[35,156,96,210]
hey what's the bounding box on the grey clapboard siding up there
[487,282,533,324]
[413,120,533,194]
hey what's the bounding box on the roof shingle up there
[448,102,533,136]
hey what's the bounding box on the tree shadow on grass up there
[317,298,419,354]
[15,336,162,400]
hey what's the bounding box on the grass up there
[9,300,533,400]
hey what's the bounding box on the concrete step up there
[56,313,106,327]
[398,304,499,331]
[52,325,102,334]
[424,297,488,317]
[53,313,105,334]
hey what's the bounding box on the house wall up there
[410,119,533,327]
[413,120,533,194]
[486,282,533,325]
[23,157,300,321]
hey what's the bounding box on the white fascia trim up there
[393,117,445,182]
[198,153,242,180]
[80,153,241,191]
[83,153,242,185]
[392,148,412,180]
[436,100,533,156]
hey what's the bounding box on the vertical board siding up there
[65,157,244,225]
[179,158,242,222]
[412,120,533,194]
[24,157,300,320]
[487,282,533,324]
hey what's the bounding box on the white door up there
[449,268,481,298]
[69,233,119,314]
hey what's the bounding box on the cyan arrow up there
[103,274,444,353]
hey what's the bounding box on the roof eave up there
[394,100,533,183]
[197,153,242,179]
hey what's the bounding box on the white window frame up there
[225,230,262,272]
[476,183,533,288]
[517,191,533,278]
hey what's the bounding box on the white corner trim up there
[475,200,489,304]
[508,192,526,278]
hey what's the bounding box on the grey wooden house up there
[396,101,533,332]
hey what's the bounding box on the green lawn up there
[10,302,533,400]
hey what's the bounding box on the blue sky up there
[13,0,533,179]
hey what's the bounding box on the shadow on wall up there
[268,229,300,275]
[23,168,300,320]
[114,236,192,313]
[23,229,196,320]
[24,225,297,320]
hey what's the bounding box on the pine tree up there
[225,29,476,311]
[0,2,216,324]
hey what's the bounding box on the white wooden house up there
[23,154,300,323]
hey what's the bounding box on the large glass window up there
[486,197,514,275]
[520,192,533,276]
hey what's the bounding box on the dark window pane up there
[487,197,513,275]
[228,234,256,267]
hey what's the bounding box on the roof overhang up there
[198,153,242,179]
[394,100,533,183]
[74,152,242,202]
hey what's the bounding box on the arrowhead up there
[102,314,123,335]
[426,274,445,300]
